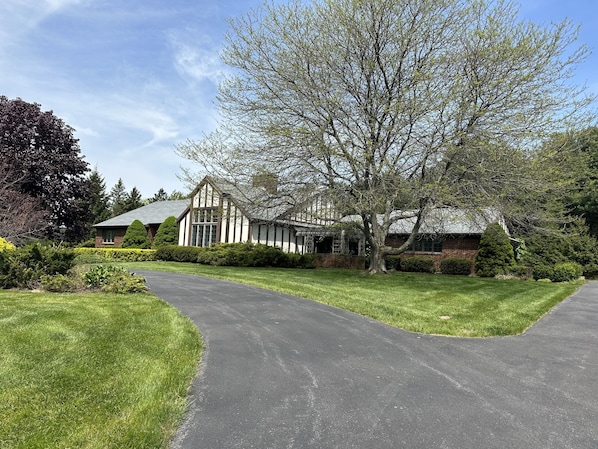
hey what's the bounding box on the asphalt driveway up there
[140,271,598,449]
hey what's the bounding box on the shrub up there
[0,244,76,289]
[74,248,157,263]
[156,245,204,263]
[121,219,151,249]
[156,243,317,268]
[100,272,148,293]
[385,256,401,271]
[440,258,472,275]
[152,216,178,248]
[41,274,82,292]
[0,237,15,251]
[550,262,583,282]
[475,223,515,277]
[520,230,598,279]
[401,256,435,273]
[84,264,148,293]
[532,265,554,281]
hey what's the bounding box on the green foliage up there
[156,243,315,268]
[84,264,148,293]
[0,244,76,289]
[152,216,178,248]
[533,262,583,282]
[385,255,402,271]
[156,245,204,262]
[121,219,151,249]
[475,223,515,277]
[40,274,81,292]
[400,256,435,273]
[440,258,473,275]
[74,247,157,263]
[0,237,15,251]
[100,272,148,293]
[519,228,598,279]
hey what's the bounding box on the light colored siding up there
[178,211,190,246]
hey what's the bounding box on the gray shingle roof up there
[94,200,188,228]
[208,177,296,222]
[388,208,504,235]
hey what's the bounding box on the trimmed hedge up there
[440,258,472,275]
[400,256,435,273]
[156,243,315,268]
[74,248,157,263]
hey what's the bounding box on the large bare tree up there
[178,0,594,273]
[0,163,47,245]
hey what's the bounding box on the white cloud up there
[168,31,227,86]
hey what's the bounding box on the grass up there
[124,261,583,337]
[0,290,202,449]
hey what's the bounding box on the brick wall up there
[386,234,480,272]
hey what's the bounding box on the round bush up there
[152,216,178,248]
[475,223,515,277]
[122,219,151,249]
[551,262,583,282]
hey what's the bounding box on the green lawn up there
[126,261,582,337]
[0,290,202,449]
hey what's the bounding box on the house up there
[94,200,188,247]
[176,176,504,267]
[382,207,507,268]
[176,176,352,254]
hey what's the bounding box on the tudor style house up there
[176,176,359,255]
[176,176,506,266]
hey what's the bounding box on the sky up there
[1,0,597,199]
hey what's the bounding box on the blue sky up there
[1,0,597,198]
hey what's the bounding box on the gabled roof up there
[205,177,297,222]
[94,200,188,228]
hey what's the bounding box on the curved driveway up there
[140,271,598,449]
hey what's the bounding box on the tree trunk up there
[368,242,388,274]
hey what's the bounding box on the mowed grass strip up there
[126,261,581,337]
[0,291,202,449]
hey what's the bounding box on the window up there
[102,229,115,244]
[191,208,218,247]
[410,239,442,253]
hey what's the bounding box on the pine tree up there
[124,187,143,212]
[88,169,111,224]
[149,188,169,203]
[109,179,128,217]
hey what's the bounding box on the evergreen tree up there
[152,216,178,248]
[475,223,515,277]
[121,219,151,249]
[88,169,111,224]
[109,178,128,217]
[149,188,169,203]
[125,187,144,212]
